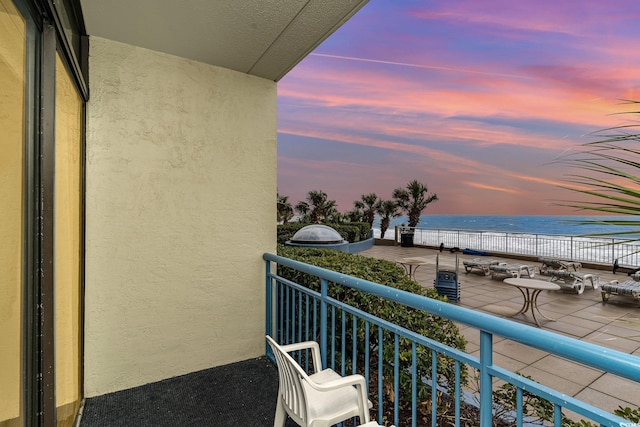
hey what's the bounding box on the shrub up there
[277,223,306,244]
[276,245,467,425]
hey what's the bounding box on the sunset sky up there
[276,0,640,215]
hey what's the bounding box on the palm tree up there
[393,180,439,228]
[277,193,294,224]
[325,210,344,224]
[344,208,364,223]
[296,190,337,223]
[294,201,310,223]
[376,199,401,239]
[558,100,640,237]
[353,193,379,227]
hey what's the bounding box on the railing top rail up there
[264,252,640,381]
[396,225,630,239]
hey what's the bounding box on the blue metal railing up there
[395,226,640,265]
[264,252,640,427]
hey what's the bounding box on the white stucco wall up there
[84,37,276,397]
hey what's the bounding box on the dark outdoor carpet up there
[80,356,298,427]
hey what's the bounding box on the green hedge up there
[277,222,371,245]
[276,245,467,422]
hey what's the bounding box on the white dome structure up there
[289,225,345,244]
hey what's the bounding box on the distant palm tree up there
[325,210,344,224]
[277,193,294,224]
[295,190,337,223]
[354,193,379,227]
[376,199,401,239]
[558,100,640,237]
[344,208,364,223]
[393,180,439,228]
[294,201,310,222]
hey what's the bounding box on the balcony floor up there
[79,357,298,426]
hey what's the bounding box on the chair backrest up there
[266,335,310,425]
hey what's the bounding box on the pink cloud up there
[277,1,640,214]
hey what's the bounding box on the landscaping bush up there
[339,221,371,241]
[277,223,306,244]
[276,245,467,425]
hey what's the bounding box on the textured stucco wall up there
[84,37,276,396]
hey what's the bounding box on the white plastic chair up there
[266,335,371,427]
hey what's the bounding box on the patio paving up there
[359,244,640,416]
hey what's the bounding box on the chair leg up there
[273,395,287,427]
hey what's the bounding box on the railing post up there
[479,331,493,427]
[320,278,328,367]
[265,260,273,358]
[505,233,508,254]
[570,236,574,260]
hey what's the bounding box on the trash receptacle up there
[400,232,414,247]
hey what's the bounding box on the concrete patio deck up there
[360,244,640,417]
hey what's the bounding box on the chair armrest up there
[309,372,366,391]
[308,372,371,423]
[279,340,322,374]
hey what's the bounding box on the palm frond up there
[557,100,640,241]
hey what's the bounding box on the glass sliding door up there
[1,0,87,424]
[54,52,83,427]
[0,0,26,425]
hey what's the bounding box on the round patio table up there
[395,258,428,280]
[503,278,561,327]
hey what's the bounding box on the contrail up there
[310,53,532,80]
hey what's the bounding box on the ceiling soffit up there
[79,0,369,81]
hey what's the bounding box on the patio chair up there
[489,263,536,279]
[266,335,371,427]
[545,269,599,295]
[601,280,640,303]
[463,258,499,275]
[539,257,582,274]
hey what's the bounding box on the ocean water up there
[372,214,640,265]
[375,215,640,238]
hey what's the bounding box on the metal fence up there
[396,226,640,265]
[264,253,639,427]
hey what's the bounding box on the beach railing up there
[264,253,639,427]
[396,226,640,266]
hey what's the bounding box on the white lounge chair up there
[601,280,640,303]
[489,263,536,279]
[545,269,599,295]
[539,257,581,274]
[266,335,371,427]
[463,258,499,275]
